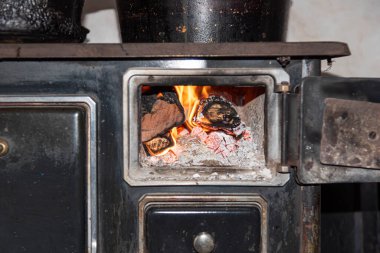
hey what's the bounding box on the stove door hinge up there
[275,81,299,174]
[277,165,290,174]
[281,90,300,173]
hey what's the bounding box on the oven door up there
[296,77,380,184]
[0,97,97,253]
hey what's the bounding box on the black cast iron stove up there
[1,42,379,253]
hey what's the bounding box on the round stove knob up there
[193,232,215,253]
[0,139,9,157]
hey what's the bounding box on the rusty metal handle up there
[0,138,9,157]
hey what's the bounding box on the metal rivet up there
[369,131,377,140]
[0,139,9,157]
[193,232,215,253]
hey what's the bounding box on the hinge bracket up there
[277,56,291,67]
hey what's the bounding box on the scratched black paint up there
[0,108,86,252]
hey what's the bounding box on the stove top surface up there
[0,42,350,60]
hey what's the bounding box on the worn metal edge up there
[0,42,350,59]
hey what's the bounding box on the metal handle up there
[0,138,9,157]
[193,232,215,253]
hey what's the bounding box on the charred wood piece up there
[194,96,241,133]
[144,132,175,156]
[141,91,185,142]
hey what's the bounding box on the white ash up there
[140,125,266,173]
[139,94,271,181]
[192,173,201,179]
[236,93,265,150]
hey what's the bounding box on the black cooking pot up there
[0,0,88,42]
[117,0,291,42]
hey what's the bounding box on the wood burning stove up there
[1,42,378,253]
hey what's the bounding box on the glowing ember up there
[140,87,269,181]
[142,85,264,162]
[144,130,177,156]
[140,123,267,171]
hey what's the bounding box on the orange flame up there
[174,86,211,129]
[143,86,211,157]
[171,127,178,140]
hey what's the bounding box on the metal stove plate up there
[320,98,380,169]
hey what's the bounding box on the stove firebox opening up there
[139,84,268,176]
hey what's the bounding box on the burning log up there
[193,95,241,134]
[141,91,185,142]
[144,132,175,156]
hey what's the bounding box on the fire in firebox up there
[140,84,267,173]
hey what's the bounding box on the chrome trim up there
[0,96,97,253]
[138,194,268,253]
[123,68,290,186]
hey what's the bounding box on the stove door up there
[0,97,97,253]
[297,77,380,184]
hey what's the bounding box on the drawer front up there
[139,195,267,253]
[146,206,261,253]
[0,98,96,253]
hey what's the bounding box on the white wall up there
[82,0,380,77]
[82,0,121,43]
[287,0,380,77]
